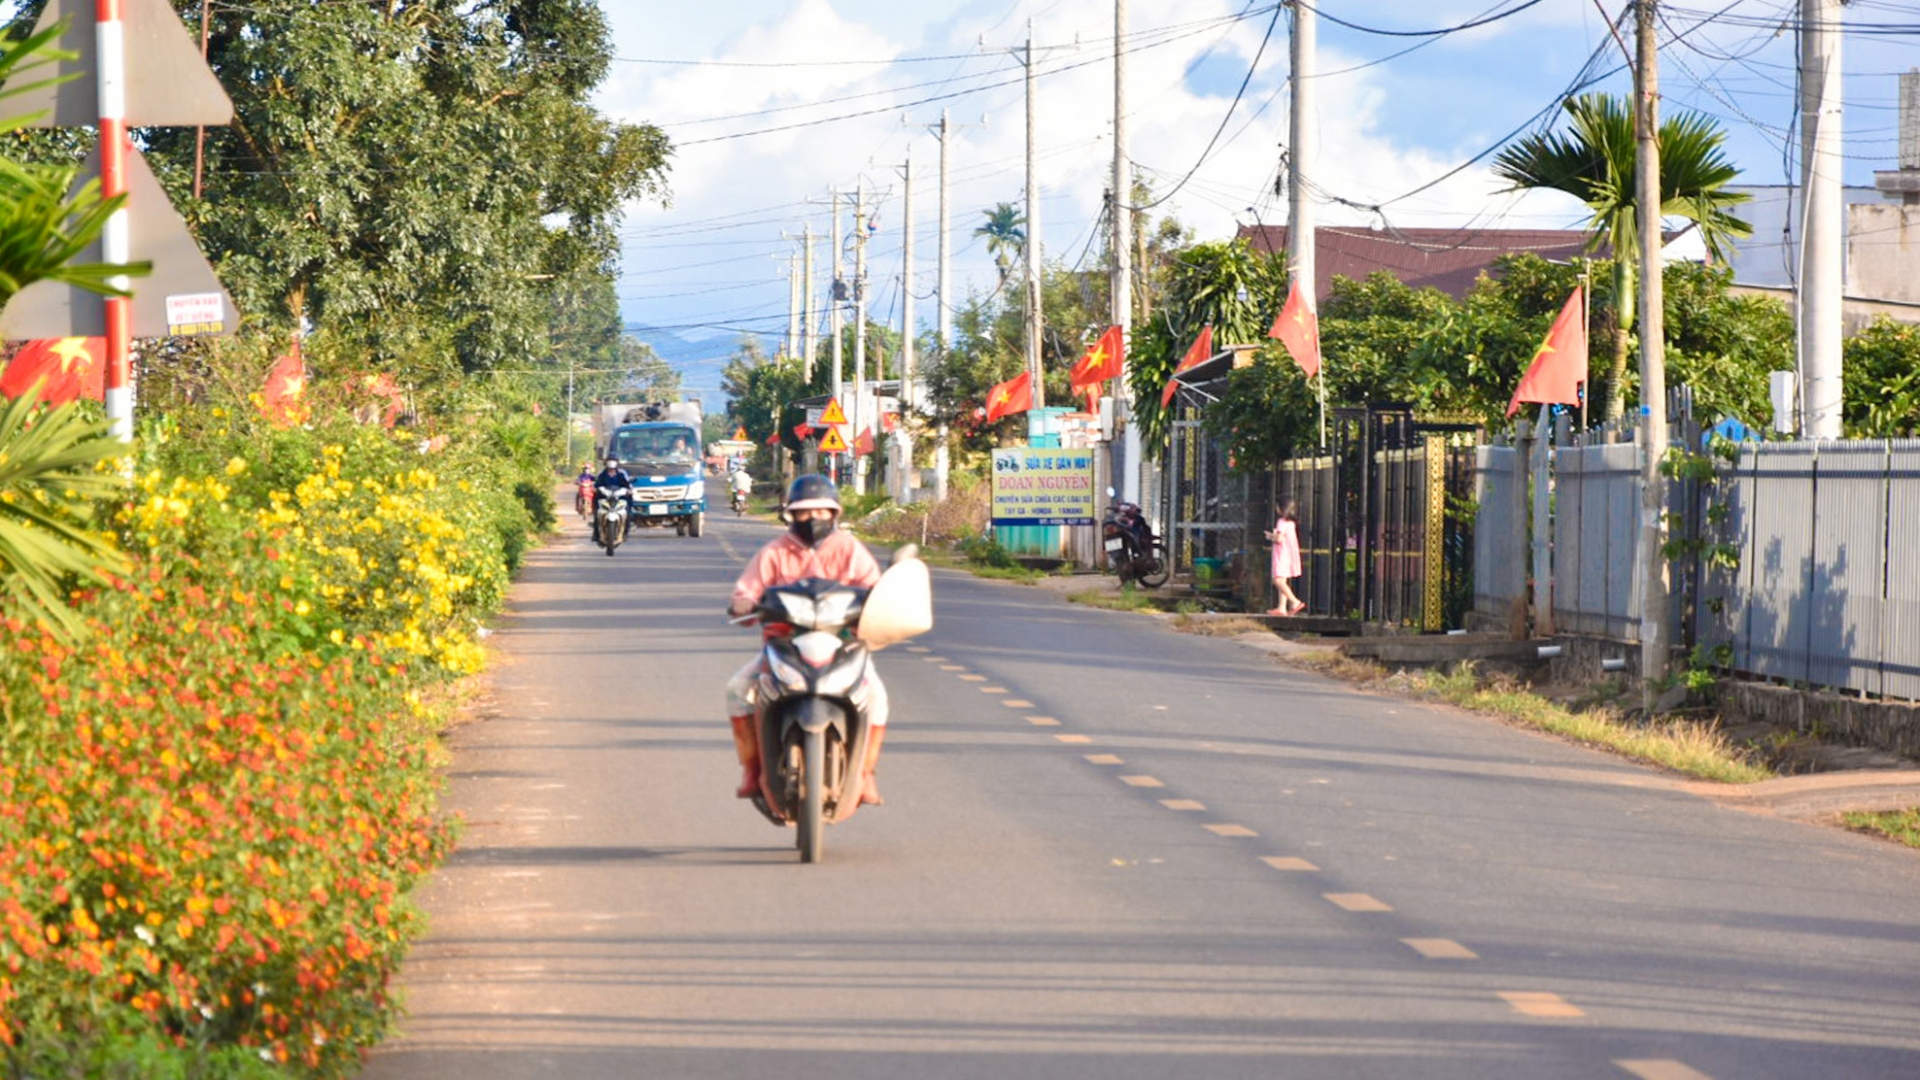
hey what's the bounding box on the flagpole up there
[1579,267,1590,435]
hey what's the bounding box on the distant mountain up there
[624,323,777,409]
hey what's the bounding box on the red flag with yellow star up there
[1268,281,1321,378]
[261,340,311,427]
[984,370,1033,422]
[1159,325,1214,408]
[0,338,104,404]
[1505,287,1587,418]
[852,427,876,457]
[1069,325,1124,390]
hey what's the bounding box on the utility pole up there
[1289,0,1321,447]
[830,191,844,405]
[927,108,984,503]
[854,176,869,495]
[1635,0,1671,708]
[1798,0,1844,438]
[897,148,916,502]
[802,224,816,380]
[1023,19,1045,410]
[785,249,800,359]
[1114,0,1138,505]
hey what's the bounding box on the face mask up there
[790,515,836,546]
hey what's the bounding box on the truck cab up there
[605,421,708,537]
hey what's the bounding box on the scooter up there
[735,548,932,863]
[731,487,748,515]
[1102,490,1168,587]
[595,487,630,555]
[575,475,595,519]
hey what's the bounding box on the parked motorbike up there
[595,486,630,555]
[735,548,932,863]
[1102,490,1169,588]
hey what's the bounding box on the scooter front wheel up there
[797,727,825,864]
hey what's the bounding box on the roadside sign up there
[731,426,748,441]
[990,447,1097,526]
[818,426,849,453]
[805,406,825,427]
[819,398,848,426]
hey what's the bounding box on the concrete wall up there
[1848,203,1920,305]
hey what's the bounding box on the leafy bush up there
[0,420,532,1075]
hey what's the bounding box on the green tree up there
[1491,92,1751,421]
[974,202,1025,291]
[132,0,671,380]
[1843,317,1920,437]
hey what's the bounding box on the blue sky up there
[595,1,1920,387]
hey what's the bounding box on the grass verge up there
[1170,613,1269,636]
[1067,586,1160,612]
[1288,654,1772,785]
[1844,809,1920,848]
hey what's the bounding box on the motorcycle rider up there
[725,474,888,806]
[729,467,752,508]
[593,457,633,537]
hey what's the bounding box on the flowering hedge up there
[0,420,541,1076]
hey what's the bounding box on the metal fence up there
[1699,440,1920,700]
[1551,442,1645,640]
[1472,445,1522,621]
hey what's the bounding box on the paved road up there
[362,506,1920,1080]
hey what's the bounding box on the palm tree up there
[973,203,1026,291]
[0,23,147,637]
[1492,92,1751,421]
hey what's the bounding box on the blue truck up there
[600,402,708,538]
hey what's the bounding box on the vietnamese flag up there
[1159,325,1214,408]
[765,430,780,446]
[0,337,105,404]
[794,421,814,438]
[261,340,311,428]
[1069,325,1124,390]
[1505,287,1588,418]
[983,370,1033,423]
[1268,281,1321,378]
[852,427,875,457]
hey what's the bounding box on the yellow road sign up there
[819,398,848,426]
[818,426,848,452]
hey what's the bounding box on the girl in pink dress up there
[1266,497,1304,616]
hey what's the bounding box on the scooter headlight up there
[766,651,810,691]
[812,653,866,697]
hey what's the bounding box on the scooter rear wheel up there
[797,728,825,864]
[1137,543,1170,588]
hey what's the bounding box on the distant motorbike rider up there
[725,474,888,805]
[593,457,632,531]
[729,468,752,502]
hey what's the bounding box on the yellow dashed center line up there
[923,656,948,663]
[1084,754,1124,765]
[1054,734,1092,744]
[958,674,987,682]
[939,665,966,671]
[1119,775,1164,788]
[905,646,931,653]
[1160,799,1207,811]
[1001,699,1035,708]
[1203,823,1257,837]
[1498,991,1585,1018]
[1614,1061,1714,1080]
[1026,716,1060,726]
[1261,856,1318,871]
[1323,893,1393,912]
[980,686,1007,694]
[1401,938,1478,960]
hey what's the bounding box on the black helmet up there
[783,474,841,516]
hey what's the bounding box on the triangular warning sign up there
[819,398,848,426]
[0,145,240,341]
[3,0,234,127]
[732,426,748,441]
[818,426,849,453]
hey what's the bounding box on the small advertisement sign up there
[165,291,226,336]
[990,447,1096,526]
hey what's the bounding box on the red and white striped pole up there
[97,0,132,441]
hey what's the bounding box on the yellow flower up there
[225,456,249,477]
